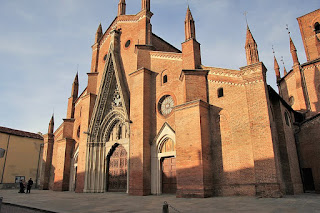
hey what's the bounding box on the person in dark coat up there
[19,180,25,193]
[26,178,33,194]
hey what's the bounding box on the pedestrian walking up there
[26,178,33,194]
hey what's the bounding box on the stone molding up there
[150,51,182,61]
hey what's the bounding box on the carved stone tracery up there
[85,41,130,193]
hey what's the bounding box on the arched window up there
[163,75,168,84]
[77,126,81,138]
[315,22,320,34]
[218,88,224,98]
[117,124,122,140]
[284,111,291,126]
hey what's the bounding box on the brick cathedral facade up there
[40,1,320,197]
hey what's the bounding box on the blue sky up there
[0,0,318,134]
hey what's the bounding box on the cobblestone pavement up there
[0,189,320,213]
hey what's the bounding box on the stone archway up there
[151,123,176,195]
[106,144,127,192]
[84,111,129,193]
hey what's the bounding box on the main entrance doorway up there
[107,144,127,192]
[162,157,177,194]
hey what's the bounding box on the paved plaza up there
[0,190,320,213]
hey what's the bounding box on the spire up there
[274,56,281,81]
[281,56,287,76]
[185,6,196,41]
[141,0,150,11]
[48,114,54,134]
[245,25,259,65]
[289,37,300,66]
[118,0,126,16]
[71,72,79,99]
[95,23,103,43]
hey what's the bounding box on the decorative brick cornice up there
[208,70,242,78]
[150,51,182,61]
[208,79,263,86]
[301,62,320,71]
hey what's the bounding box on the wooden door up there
[108,145,127,192]
[162,157,177,194]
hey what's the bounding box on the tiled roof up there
[0,126,43,140]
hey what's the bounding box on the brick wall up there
[297,114,320,193]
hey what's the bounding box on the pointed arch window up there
[218,88,224,98]
[77,126,81,138]
[284,111,291,126]
[315,22,320,34]
[163,75,168,84]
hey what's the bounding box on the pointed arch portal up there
[84,39,130,193]
[151,123,176,195]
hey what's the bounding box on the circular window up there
[103,54,107,61]
[125,40,131,48]
[158,95,174,116]
[289,96,295,106]
[77,126,81,138]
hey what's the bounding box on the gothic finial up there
[118,0,126,16]
[95,23,103,43]
[244,11,248,26]
[272,45,275,56]
[185,6,196,41]
[274,54,280,81]
[286,24,291,37]
[288,30,300,66]
[48,114,54,134]
[281,56,287,75]
[141,0,150,11]
[245,25,259,65]
[71,72,79,100]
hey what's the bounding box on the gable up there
[88,40,130,143]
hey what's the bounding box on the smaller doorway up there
[302,168,315,192]
[161,157,176,194]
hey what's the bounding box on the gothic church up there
[40,1,320,197]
